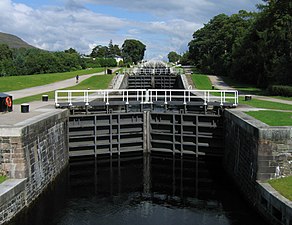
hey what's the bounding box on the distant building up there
[114,55,123,64]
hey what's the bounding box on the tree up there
[231,0,292,86]
[121,39,146,64]
[0,44,13,61]
[90,45,109,58]
[64,48,78,54]
[188,12,255,75]
[179,51,192,65]
[167,51,181,63]
[108,40,121,57]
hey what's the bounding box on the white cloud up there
[0,0,261,59]
[75,0,260,22]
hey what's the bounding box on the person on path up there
[76,75,79,83]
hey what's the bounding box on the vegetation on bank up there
[190,74,213,90]
[185,0,291,90]
[13,74,115,104]
[239,98,292,111]
[0,176,6,184]
[245,111,292,126]
[0,68,104,92]
[190,73,292,126]
[222,76,266,96]
[0,38,146,77]
[268,176,292,201]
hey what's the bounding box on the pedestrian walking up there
[76,75,79,83]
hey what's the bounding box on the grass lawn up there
[13,74,115,104]
[245,110,292,126]
[190,74,213,90]
[222,76,266,95]
[239,97,292,111]
[0,68,104,92]
[268,176,292,201]
[270,96,292,101]
[0,176,6,184]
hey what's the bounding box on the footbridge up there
[55,61,238,158]
[55,89,238,112]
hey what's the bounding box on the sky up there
[0,0,262,60]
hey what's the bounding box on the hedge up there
[267,85,292,97]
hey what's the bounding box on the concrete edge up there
[226,109,269,128]
[0,127,22,137]
[0,109,69,137]
[259,182,292,208]
[0,179,26,207]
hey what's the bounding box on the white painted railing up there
[55,89,238,107]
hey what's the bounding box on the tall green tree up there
[188,11,255,75]
[108,40,121,57]
[90,45,109,58]
[231,0,292,86]
[167,51,181,63]
[121,39,146,64]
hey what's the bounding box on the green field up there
[245,110,292,126]
[268,176,292,201]
[0,68,104,92]
[13,74,115,104]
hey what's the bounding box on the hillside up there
[0,32,36,49]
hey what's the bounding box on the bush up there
[268,85,292,97]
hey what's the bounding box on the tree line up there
[0,39,146,76]
[90,39,146,66]
[170,0,291,88]
[0,45,86,76]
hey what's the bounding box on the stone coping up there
[0,179,26,207]
[0,102,68,136]
[259,182,292,208]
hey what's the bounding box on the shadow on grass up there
[222,77,267,95]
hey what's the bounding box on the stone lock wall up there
[224,110,292,184]
[223,110,292,225]
[0,109,69,224]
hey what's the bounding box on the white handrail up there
[55,89,239,107]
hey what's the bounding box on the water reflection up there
[8,153,266,225]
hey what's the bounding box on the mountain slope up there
[0,32,36,49]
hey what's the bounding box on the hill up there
[0,32,36,49]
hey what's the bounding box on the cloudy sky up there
[0,0,262,60]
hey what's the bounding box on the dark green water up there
[9,154,267,225]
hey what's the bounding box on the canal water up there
[8,154,267,225]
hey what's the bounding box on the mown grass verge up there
[245,110,292,126]
[0,68,104,92]
[268,176,292,201]
[190,74,213,90]
[222,76,266,95]
[13,74,115,104]
[0,176,6,184]
[239,97,292,111]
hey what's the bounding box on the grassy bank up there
[0,68,104,92]
[240,97,292,111]
[190,74,213,89]
[222,76,266,95]
[13,74,115,104]
[245,110,292,126]
[0,176,6,184]
[268,176,292,201]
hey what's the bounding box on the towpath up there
[7,69,118,100]
[208,75,292,105]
